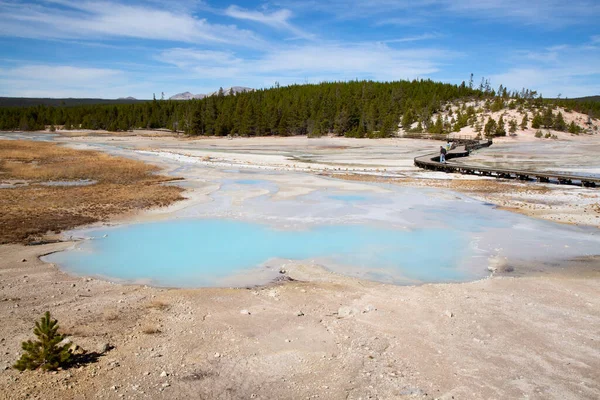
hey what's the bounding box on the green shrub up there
[535,130,543,138]
[14,312,72,371]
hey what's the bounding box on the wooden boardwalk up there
[414,139,599,188]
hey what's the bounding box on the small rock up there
[111,385,118,391]
[363,305,376,313]
[214,353,221,358]
[240,309,251,315]
[21,259,27,263]
[285,339,291,343]
[162,382,170,388]
[160,371,168,377]
[98,343,112,354]
[279,269,286,274]
[71,283,76,288]
[297,311,304,317]
[444,310,454,318]
[338,306,358,318]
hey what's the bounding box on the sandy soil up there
[1,244,599,400]
[1,133,600,399]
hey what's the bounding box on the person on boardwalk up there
[440,146,447,163]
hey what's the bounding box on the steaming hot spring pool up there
[44,179,600,287]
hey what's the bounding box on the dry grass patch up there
[103,309,120,321]
[0,140,184,244]
[141,326,162,335]
[146,300,170,311]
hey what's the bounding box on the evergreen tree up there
[496,115,506,136]
[553,112,566,131]
[484,117,497,138]
[414,121,423,133]
[531,113,542,129]
[0,79,521,136]
[474,119,483,135]
[542,107,554,128]
[429,115,444,134]
[490,97,504,112]
[380,115,397,137]
[189,108,203,135]
[568,121,580,134]
[14,312,72,371]
[401,108,415,129]
[520,114,529,130]
[334,109,350,136]
[509,119,517,135]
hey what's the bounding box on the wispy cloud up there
[159,43,458,84]
[443,0,600,25]
[374,17,427,26]
[0,0,264,46]
[224,5,314,40]
[379,33,441,44]
[0,64,127,97]
[281,0,600,26]
[491,42,600,97]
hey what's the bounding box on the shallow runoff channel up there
[36,138,600,288]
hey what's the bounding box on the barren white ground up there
[1,131,599,400]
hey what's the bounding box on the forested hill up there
[571,96,600,103]
[0,80,478,136]
[1,80,599,137]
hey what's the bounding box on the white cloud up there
[490,44,600,97]
[0,0,263,46]
[443,0,600,24]
[224,5,314,40]
[0,65,132,97]
[379,33,441,44]
[282,0,600,26]
[159,43,458,85]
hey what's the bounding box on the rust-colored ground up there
[0,140,183,244]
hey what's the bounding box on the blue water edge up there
[45,219,473,287]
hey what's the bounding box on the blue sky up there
[0,0,599,99]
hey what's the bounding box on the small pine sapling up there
[14,312,72,371]
[509,119,518,135]
[520,114,528,130]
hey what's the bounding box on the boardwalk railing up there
[414,139,599,188]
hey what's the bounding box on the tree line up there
[1,80,597,137]
[0,80,482,137]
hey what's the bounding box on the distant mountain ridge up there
[571,95,600,103]
[170,86,252,100]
